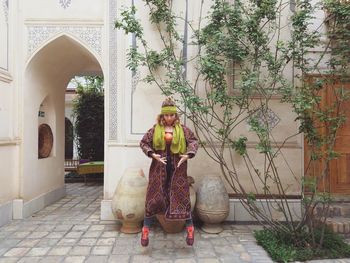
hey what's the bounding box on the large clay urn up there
[156,176,196,233]
[111,168,148,233]
[195,175,229,233]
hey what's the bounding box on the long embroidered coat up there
[140,124,198,220]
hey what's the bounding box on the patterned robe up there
[140,124,198,220]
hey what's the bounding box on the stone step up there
[325,217,350,237]
[315,204,350,218]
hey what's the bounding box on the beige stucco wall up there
[0,78,19,205]
[0,81,14,138]
[21,0,105,21]
[0,0,19,206]
[65,93,75,124]
[105,144,302,200]
[0,145,18,204]
[65,92,78,159]
[23,64,65,201]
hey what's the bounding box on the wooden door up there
[329,82,350,194]
[304,78,350,194]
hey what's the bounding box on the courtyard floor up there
[0,183,349,263]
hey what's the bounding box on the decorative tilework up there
[250,108,281,131]
[109,0,118,140]
[27,25,102,58]
[59,0,71,9]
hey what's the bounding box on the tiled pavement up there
[0,183,348,263]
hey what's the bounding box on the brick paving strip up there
[0,183,348,263]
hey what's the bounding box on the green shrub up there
[73,76,104,161]
[255,227,350,262]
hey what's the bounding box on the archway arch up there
[22,34,104,204]
[26,32,103,71]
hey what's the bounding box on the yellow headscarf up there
[153,123,186,154]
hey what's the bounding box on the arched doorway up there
[22,34,104,209]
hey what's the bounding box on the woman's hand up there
[177,154,189,168]
[151,153,167,165]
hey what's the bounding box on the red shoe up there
[186,225,194,246]
[141,226,150,247]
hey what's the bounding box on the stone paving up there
[0,183,348,263]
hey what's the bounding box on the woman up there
[139,98,198,247]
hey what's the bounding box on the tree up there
[73,76,104,161]
[64,118,73,159]
[115,0,350,252]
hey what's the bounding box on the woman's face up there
[163,114,176,126]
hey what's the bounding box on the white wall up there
[65,94,75,123]
[0,0,20,226]
[22,0,104,21]
[65,92,78,158]
[23,61,65,201]
[104,145,302,201]
[0,144,18,204]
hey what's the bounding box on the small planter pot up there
[156,214,185,233]
[156,176,196,233]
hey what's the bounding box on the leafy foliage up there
[255,227,350,262]
[73,76,104,161]
[64,118,73,159]
[115,0,350,253]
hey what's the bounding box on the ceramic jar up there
[111,168,148,233]
[195,175,229,233]
[156,176,196,233]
